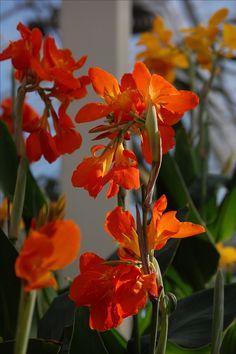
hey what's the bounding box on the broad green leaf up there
[210,186,236,242]
[173,237,219,290]
[175,124,199,186]
[166,342,210,354]
[36,288,57,320]
[168,283,236,348]
[164,265,193,298]
[137,301,152,336]
[0,228,20,340]
[0,121,45,219]
[69,307,127,354]
[220,322,236,354]
[0,338,60,354]
[38,292,75,341]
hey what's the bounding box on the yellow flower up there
[0,197,25,230]
[136,16,188,82]
[182,8,236,70]
[216,243,236,268]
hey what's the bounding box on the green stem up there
[156,294,168,354]
[211,270,224,354]
[149,298,159,354]
[9,86,27,243]
[198,57,218,218]
[9,156,28,242]
[14,287,37,354]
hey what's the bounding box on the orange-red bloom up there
[69,252,157,331]
[105,194,205,261]
[0,22,42,81]
[75,63,198,161]
[15,219,81,291]
[72,142,140,198]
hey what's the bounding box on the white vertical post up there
[60,0,132,280]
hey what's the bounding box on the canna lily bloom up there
[75,62,198,159]
[15,219,81,291]
[75,67,140,124]
[132,61,198,126]
[69,252,157,331]
[25,103,82,163]
[0,22,42,82]
[0,97,40,134]
[35,36,88,94]
[181,8,236,70]
[105,194,205,262]
[72,142,140,198]
[136,16,188,82]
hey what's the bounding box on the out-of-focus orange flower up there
[69,252,157,331]
[136,16,188,82]
[181,8,236,70]
[0,97,39,134]
[15,219,81,291]
[0,22,42,82]
[72,142,140,198]
[105,194,205,261]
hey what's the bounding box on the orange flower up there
[0,97,40,134]
[15,219,81,291]
[25,102,82,163]
[75,68,140,124]
[72,142,140,198]
[0,22,42,81]
[75,63,198,161]
[69,252,157,331]
[105,195,205,261]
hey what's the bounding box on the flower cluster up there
[136,16,188,81]
[0,23,89,162]
[72,62,198,197]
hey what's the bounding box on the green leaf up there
[0,121,45,219]
[0,338,60,354]
[173,237,219,290]
[69,307,127,354]
[210,186,236,242]
[0,228,20,340]
[164,265,193,298]
[220,322,236,354]
[166,342,210,354]
[36,288,57,320]
[168,283,236,348]
[175,124,199,186]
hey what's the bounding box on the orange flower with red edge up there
[15,219,81,291]
[105,194,205,262]
[69,252,157,331]
[72,142,140,198]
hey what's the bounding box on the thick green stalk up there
[9,86,27,242]
[211,270,224,354]
[149,298,160,354]
[155,295,168,354]
[14,287,37,354]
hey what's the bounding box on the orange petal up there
[105,206,136,244]
[75,102,112,123]
[132,62,151,99]
[172,222,205,238]
[40,220,81,270]
[160,91,199,113]
[89,67,120,98]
